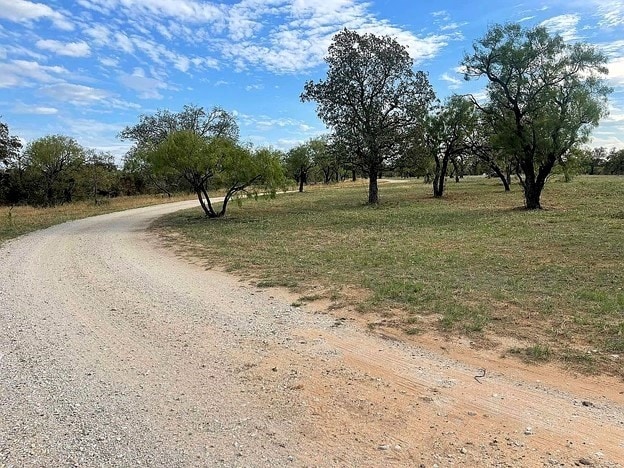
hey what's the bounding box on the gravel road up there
[1,200,623,467]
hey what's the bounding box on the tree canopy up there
[301,28,435,204]
[121,105,284,218]
[462,23,612,209]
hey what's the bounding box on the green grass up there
[153,176,624,376]
[0,193,195,245]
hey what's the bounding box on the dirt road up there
[1,200,623,467]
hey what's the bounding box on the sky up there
[1,0,623,162]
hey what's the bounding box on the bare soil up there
[1,200,622,467]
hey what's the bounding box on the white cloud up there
[607,56,624,86]
[13,102,59,114]
[0,59,67,88]
[245,84,264,91]
[594,1,624,28]
[99,57,119,68]
[441,72,462,89]
[36,39,91,57]
[84,25,111,45]
[119,67,167,99]
[115,32,135,54]
[540,14,581,42]
[40,83,110,105]
[0,0,73,30]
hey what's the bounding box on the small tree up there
[301,29,435,204]
[284,143,315,192]
[82,150,118,204]
[462,23,611,209]
[424,95,476,198]
[147,130,284,218]
[23,135,85,206]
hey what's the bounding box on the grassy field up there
[0,193,195,246]
[154,176,624,376]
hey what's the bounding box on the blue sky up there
[1,0,623,161]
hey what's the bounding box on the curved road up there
[1,201,623,467]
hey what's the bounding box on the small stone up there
[524,427,533,435]
[578,458,594,466]
[467,411,477,416]
[378,444,390,451]
[394,445,402,451]
[581,401,594,407]
[460,447,467,454]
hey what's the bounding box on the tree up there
[81,150,118,204]
[284,143,315,192]
[122,105,285,218]
[301,28,435,204]
[424,95,476,198]
[462,23,612,209]
[604,148,624,175]
[23,135,85,206]
[0,119,22,167]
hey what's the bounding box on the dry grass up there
[154,175,624,376]
[0,193,195,245]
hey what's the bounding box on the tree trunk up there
[523,182,542,209]
[433,154,449,198]
[368,170,379,204]
[298,176,304,193]
[352,170,356,182]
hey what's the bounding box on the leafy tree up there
[604,148,624,175]
[301,28,435,204]
[284,143,315,192]
[81,150,118,204]
[0,119,22,167]
[120,105,237,198]
[131,119,284,218]
[23,135,85,206]
[462,23,611,209]
[424,95,476,197]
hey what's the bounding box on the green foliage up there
[423,95,478,197]
[301,28,435,204]
[0,119,22,166]
[121,105,284,218]
[22,135,85,206]
[462,23,612,209]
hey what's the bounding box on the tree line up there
[0,22,620,213]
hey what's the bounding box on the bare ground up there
[0,200,623,467]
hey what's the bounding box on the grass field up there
[0,193,194,246]
[154,176,624,376]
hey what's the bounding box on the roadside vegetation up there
[155,176,624,377]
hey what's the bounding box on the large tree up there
[301,28,435,204]
[462,23,611,209]
[121,105,284,218]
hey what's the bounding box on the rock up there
[467,411,477,416]
[578,458,594,466]
[524,427,533,435]
[460,447,467,454]
[581,401,594,407]
[378,444,390,451]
